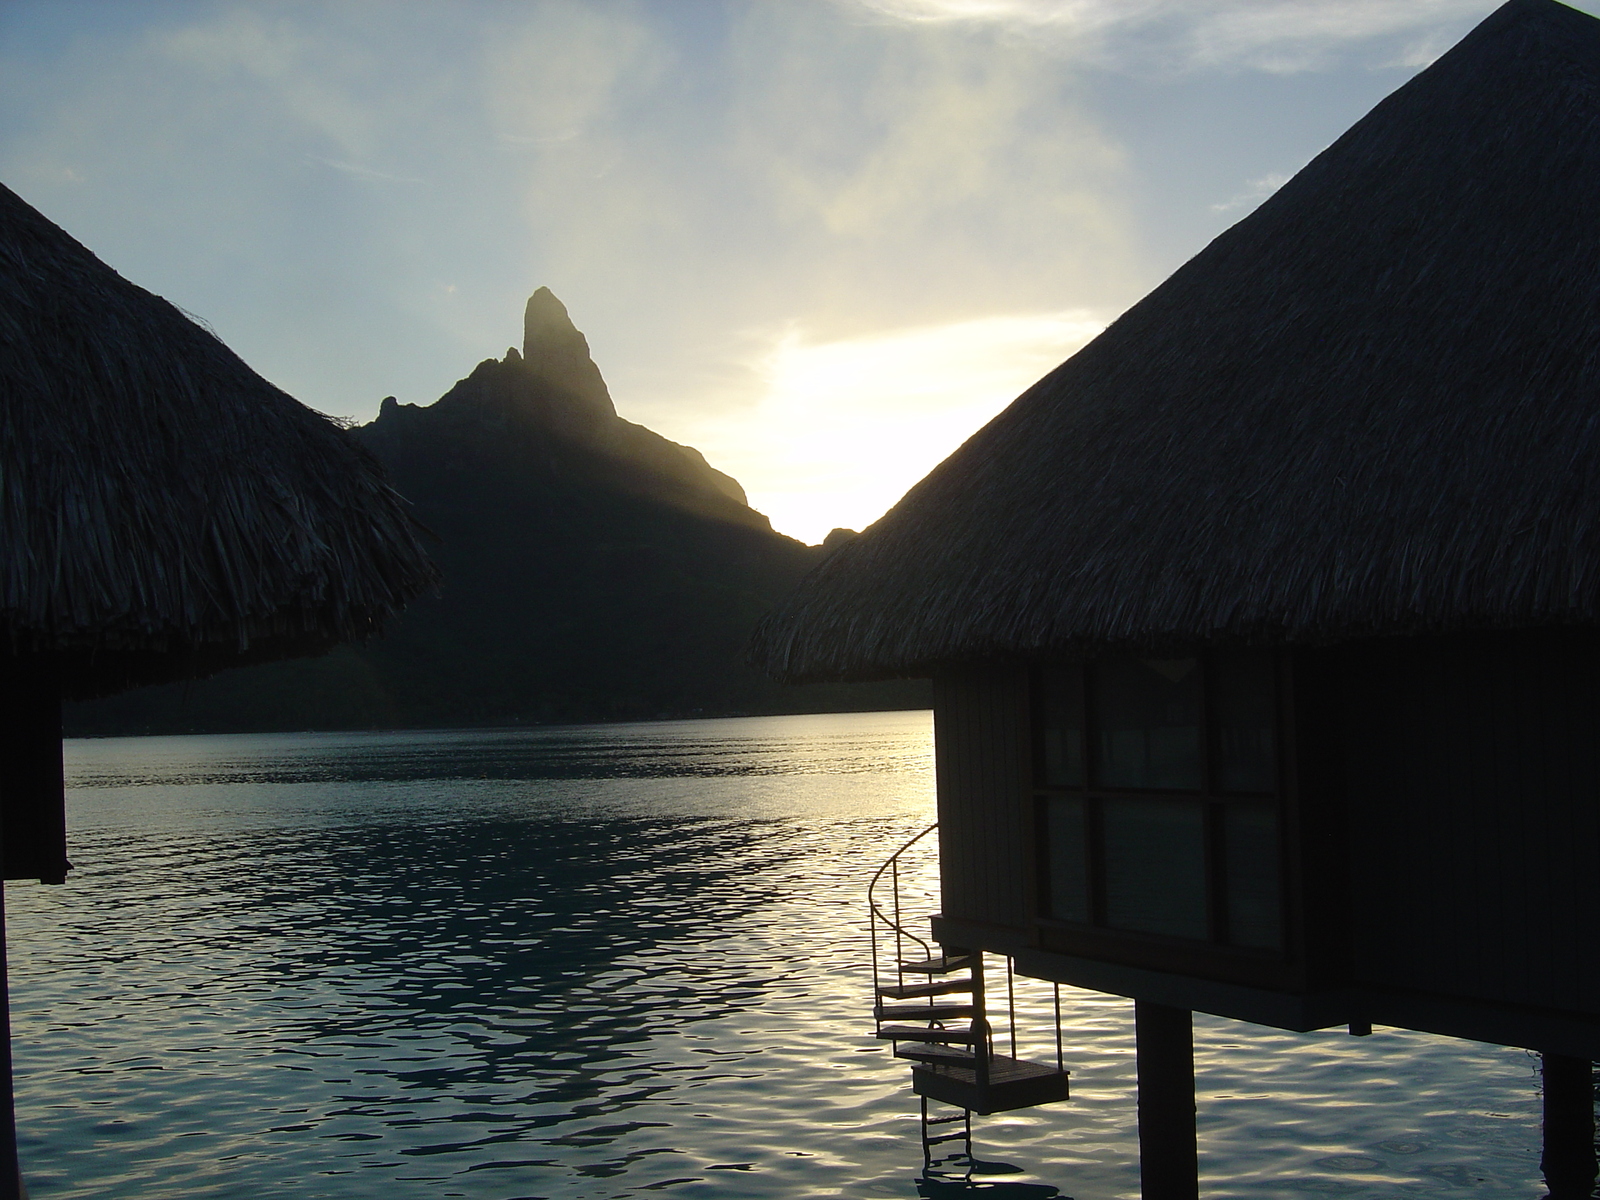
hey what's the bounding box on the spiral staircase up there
[868,825,1072,1178]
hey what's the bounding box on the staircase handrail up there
[867,822,937,970]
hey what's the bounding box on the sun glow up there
[689,311,1105,545]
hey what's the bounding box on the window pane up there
[1037,666,1085,786]
[1213,650,1277,793]
[1092,658,1203,789]
[1102,796,1208,939]
[1225,803,1282,949]
[1043,796,1089,922]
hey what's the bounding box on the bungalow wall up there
[928,631,1600,1057]
[1334,630,1600,1051]
[932,667,1032,940]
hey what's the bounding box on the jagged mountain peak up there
[363,290,768,531]
[520,287,615,423]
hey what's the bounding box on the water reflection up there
[65,712,932,789]
[6,712,1546,1199]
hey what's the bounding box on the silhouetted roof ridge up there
[0,181,438,695]
[754,0,1600,682]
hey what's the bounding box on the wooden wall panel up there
[933,666,1032,932]
[1343,630,1600,1019]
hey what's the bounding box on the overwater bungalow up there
[754,0,1600,1195]
[0,180,437,1197]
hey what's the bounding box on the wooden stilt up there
[0,655,64,1200]
[0,886,18,1200]
[0,661,66,886]
[1541,1053,1597,1199]
[1135,1001,1197,1200]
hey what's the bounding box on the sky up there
[2,0,1589,544]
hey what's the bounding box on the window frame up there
[1030,649,1297,982]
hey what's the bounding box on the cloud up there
[482,2,666,146]
[714,5,1135,325]
[1211,171,1291,214]
[847,0,1495,73]
[479,2,684,305]
[674,310,1107,544]
[308,157,426,184]
[158,7,384,158]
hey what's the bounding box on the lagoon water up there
[10,711,1544,1198]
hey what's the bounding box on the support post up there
[1540,1053,1597,1199]
[0,654,61,1200]
[0,887,16,1200]
[0,660,67,886]
[1135,1001,1197,1200]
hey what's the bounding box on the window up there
[1034,651,1283,951]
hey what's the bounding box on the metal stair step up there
[874,1003,975,1022]
[875,1023,981,1045]
[877,978,972,1000]
[924,1112,968,1127]
[898,954,972,974]
[923,1132,970,1146]
[897,1044,977,1065]
[896,1043,976,1065]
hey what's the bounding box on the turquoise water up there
[8,711,1543,1198]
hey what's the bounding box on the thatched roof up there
[754,0,1600,684]
[0,182,438,697]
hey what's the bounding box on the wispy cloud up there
[736,14,1119,247]
[308,157,425,184]
[159,7,383,157]
[1211,171,1291,214]
[848,0,1493,73]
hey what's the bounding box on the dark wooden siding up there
[933,666,1032,931]
[1339,629,1600,1018]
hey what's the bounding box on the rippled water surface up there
[10,711,1544,1198]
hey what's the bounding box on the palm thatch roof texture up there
[754,0,1600,683]
[0,182,437,696]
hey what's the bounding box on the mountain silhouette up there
[65,292,924,734]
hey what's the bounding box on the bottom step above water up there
[909,1054,1071,1116]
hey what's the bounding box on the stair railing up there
[969,955,991,1091]
[867,822,937,1008]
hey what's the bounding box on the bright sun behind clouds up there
[684,310,1106,545]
